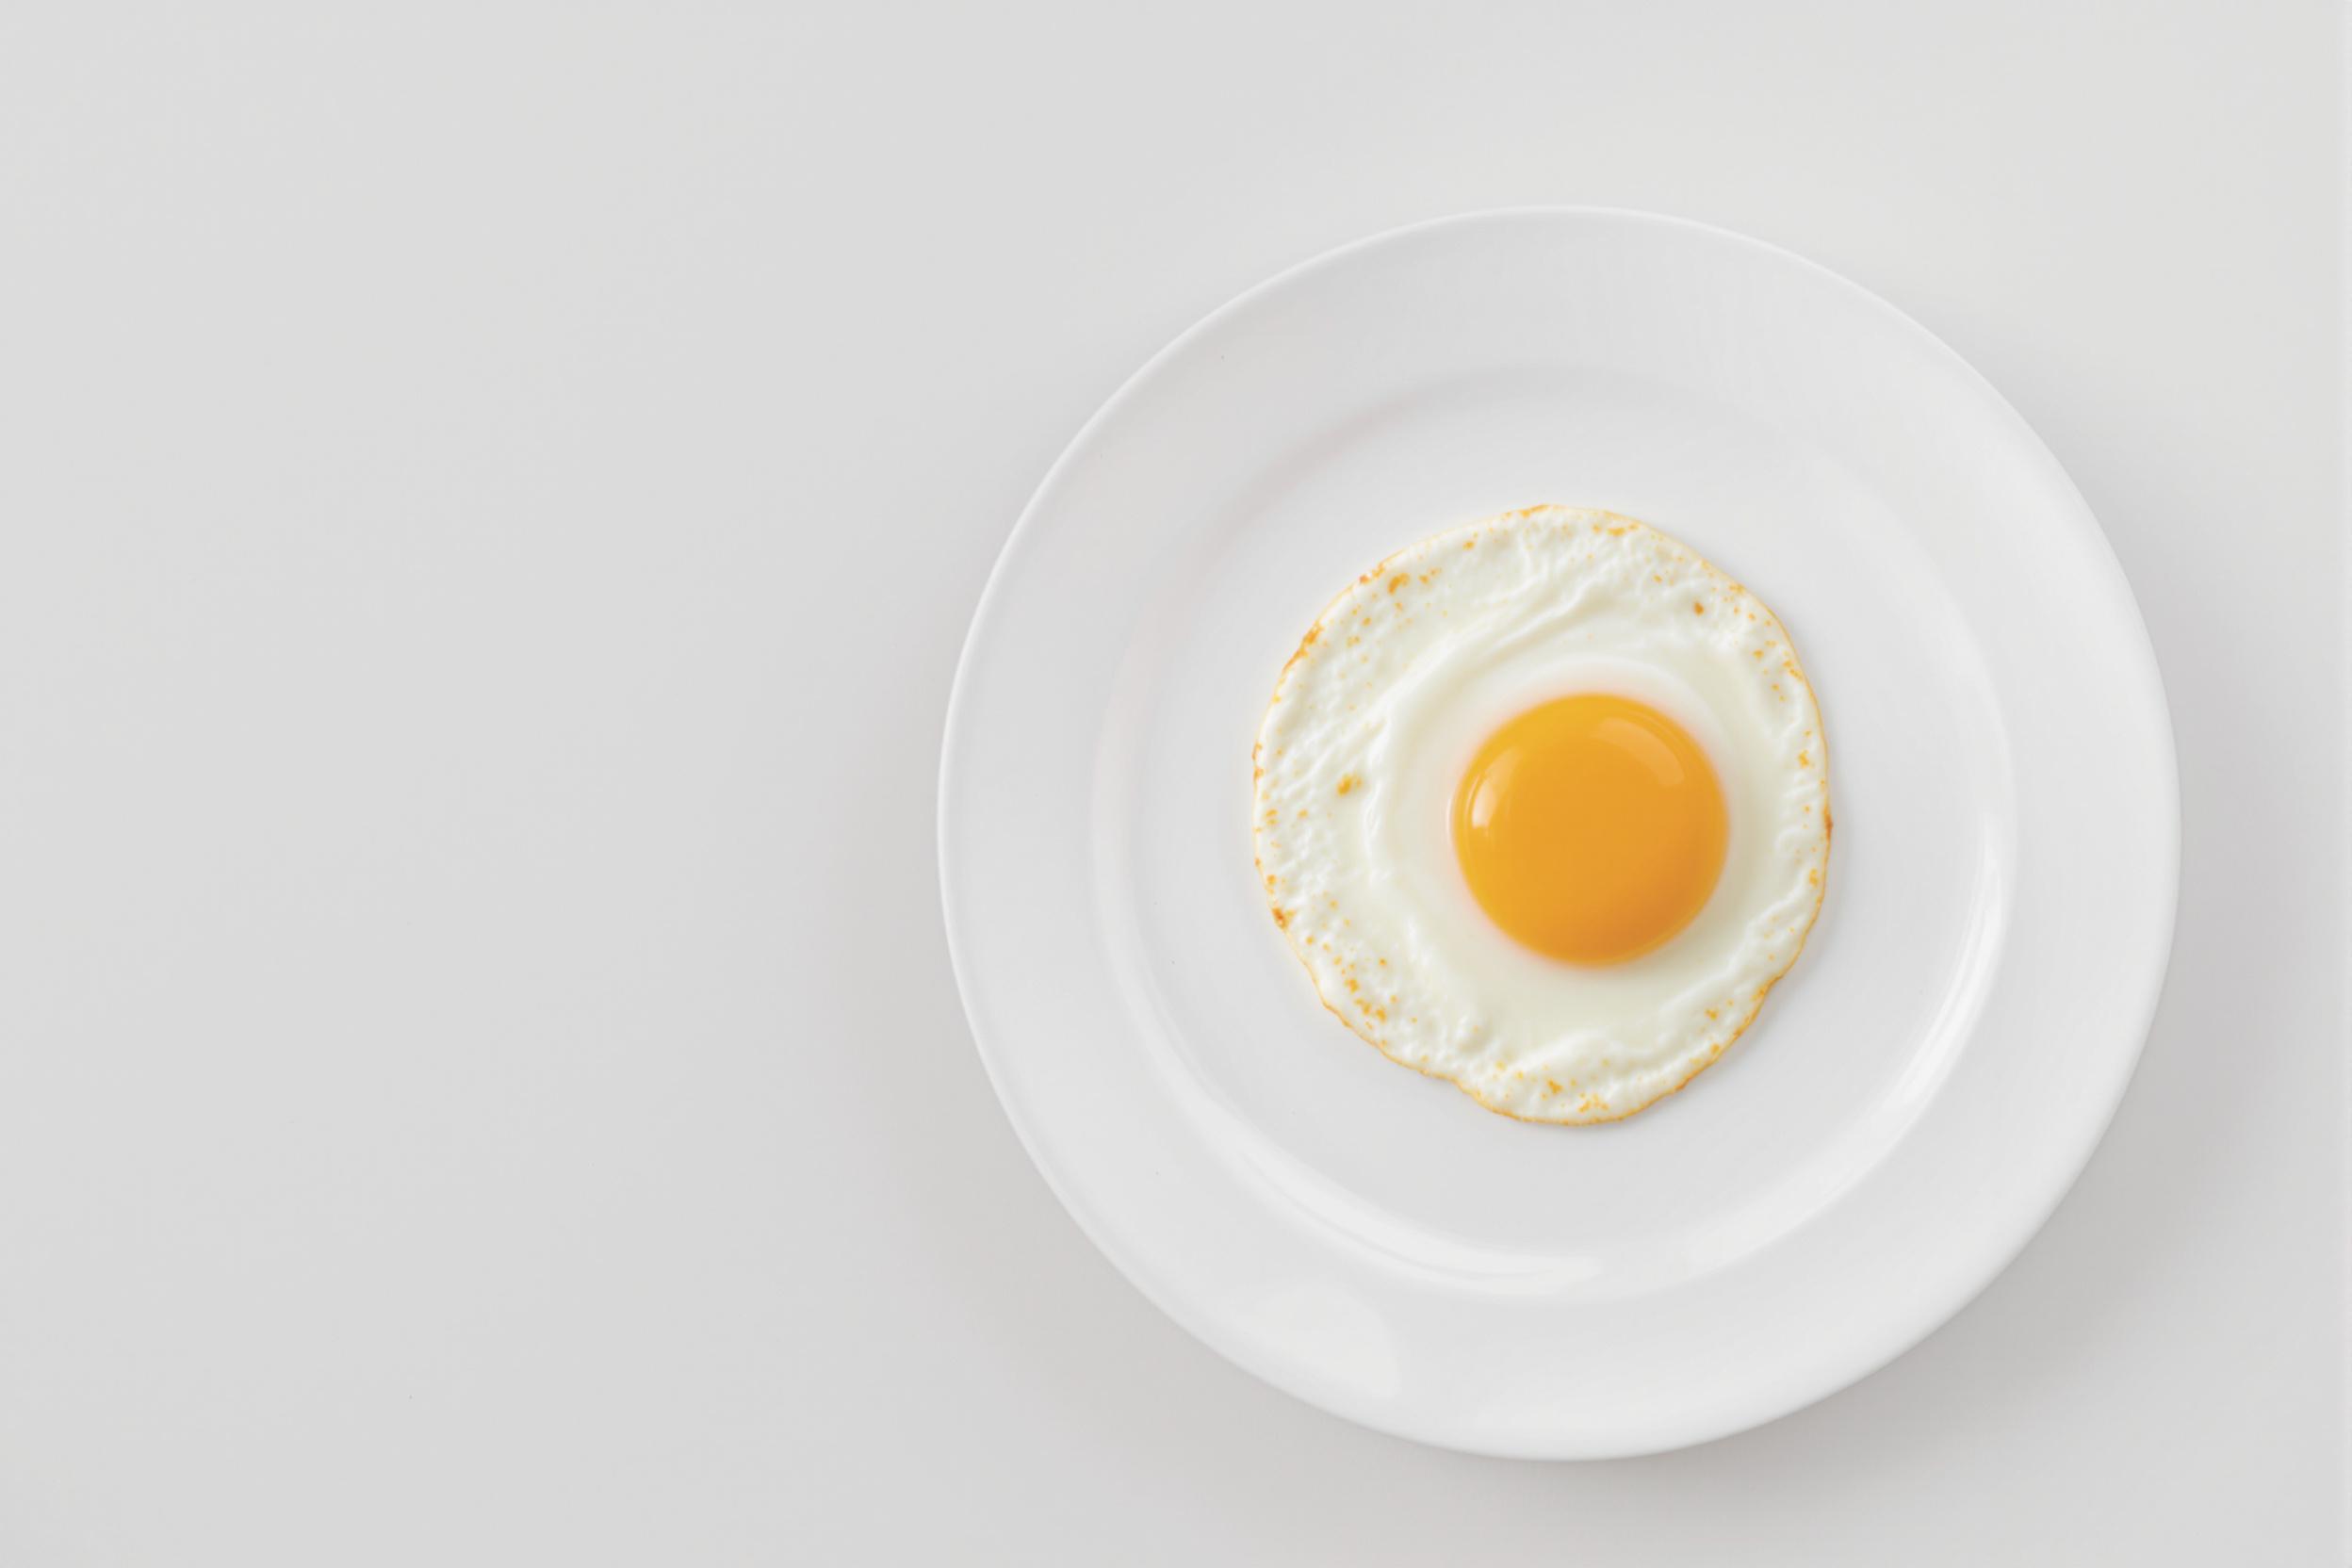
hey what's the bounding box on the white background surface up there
[0,1,2341,1562]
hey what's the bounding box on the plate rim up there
[937,205,2180,1458]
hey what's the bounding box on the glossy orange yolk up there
[1450,694,1727,965]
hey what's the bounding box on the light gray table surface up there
[0,2,2342,1561]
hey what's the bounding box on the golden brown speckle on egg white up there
[1250,505,1831,1126]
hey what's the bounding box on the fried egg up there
[1251,506,1830,1123]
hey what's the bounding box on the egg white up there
[1251,506,1830,1123]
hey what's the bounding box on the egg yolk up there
[1451,694,1727,965]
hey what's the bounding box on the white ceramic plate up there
[939,209,2176,1459]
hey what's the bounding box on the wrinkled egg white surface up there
[1251,506,1831,1123]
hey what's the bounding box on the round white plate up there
[939,209,2176,1459]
